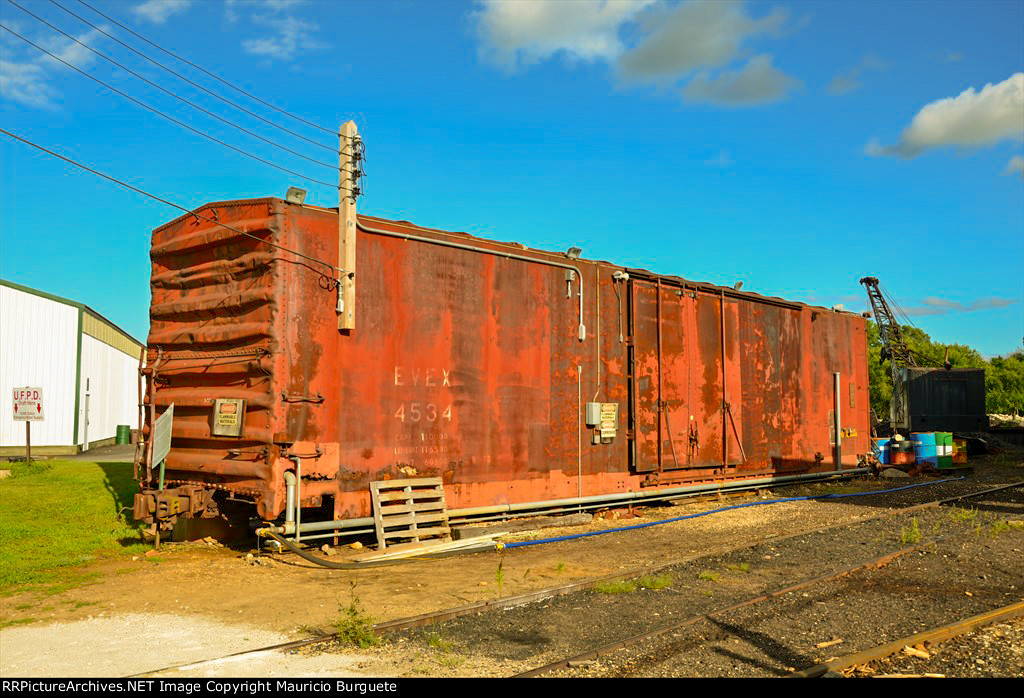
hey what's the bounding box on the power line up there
[0,23,338,188]
[72,0,341,138]
[48,0,339,153]
[0,127,344,281]
[9,1,335,170]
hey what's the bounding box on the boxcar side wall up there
[141,199,870,525]
[272,206,870,520]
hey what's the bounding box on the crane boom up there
[860,276,915,430]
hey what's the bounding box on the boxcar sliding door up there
[629,280,744,473]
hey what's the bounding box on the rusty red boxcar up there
[134,197,870,538]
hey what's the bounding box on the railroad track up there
[133,479,1023,678]
[512,539,943,677]
[512,482,1024,678]
[787,601,1024,678]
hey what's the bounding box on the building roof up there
[0,279,144,353]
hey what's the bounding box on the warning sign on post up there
[13,387,44,421]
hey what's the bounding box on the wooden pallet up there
[369,477,451,551]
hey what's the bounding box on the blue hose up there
[497,476,966,551]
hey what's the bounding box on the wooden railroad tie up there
[369,477,452,551]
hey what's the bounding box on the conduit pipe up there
[290,456,302,542]
[283,470,296,525]
[261,468,870,537]
[356,221,588,341]
[834,372,842,469]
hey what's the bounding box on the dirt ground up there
[1,454,1021,677]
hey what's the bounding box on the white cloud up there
[682,53,800,106]
[242,14,327,61]
[0,25,111,109]
[226,0,327,61]
[1003,154,1024,178]
[38,28,110,70]
[903,297,1018,317]
[826,54,886,96]
[474,0,652,68]
[617,0,787,84]
[226,0,307,22]
[868,73,1024,158]
[131,0,193,25]
[0,59,57,110]
[473,0,798,108]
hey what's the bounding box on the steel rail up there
[787,600,1024,678]
[513,480,1024,678]
[125,479,1021,678]
[513,540,940,678]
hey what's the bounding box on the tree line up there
[866,321,1024,417]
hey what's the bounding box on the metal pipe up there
[261,468,869,535]
[357,221,587,341]
[721,289,728,468]
[592,269,601,401]
[656,277,663,471]
[145,347,164,486]
[293,528,375,543]
[577,364,583,505]
[283,470,296,525]
[133,349,145,481]
[834,372,842,469]
[290,456,302,542]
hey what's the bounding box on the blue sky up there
[1,0,1021,356]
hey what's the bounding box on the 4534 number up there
[394,402,452,423]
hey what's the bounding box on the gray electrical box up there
[586,402,619,442]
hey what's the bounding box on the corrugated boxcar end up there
[135,197,872,536]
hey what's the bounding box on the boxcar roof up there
[152,197,864,319]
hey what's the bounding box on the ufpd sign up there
[13,387,44,422]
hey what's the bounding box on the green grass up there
[900,517,922,545]
[335,584,380,649]
[725,562,751,573]
[635,574,673,590]
[0,459,146,595]
[949,507,979,524]
[595,579,637,594]
[427,632,456,653]
[595,573,674,594]
[990,520,1013,536]
[697,570,720,583]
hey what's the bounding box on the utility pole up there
[338,120,361,330]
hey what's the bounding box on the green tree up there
[987,351,1024,414]
[865,321,1024,417]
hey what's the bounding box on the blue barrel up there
[913,432,938,466]
[872,437,890,465]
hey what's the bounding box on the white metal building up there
[0,280,144,456]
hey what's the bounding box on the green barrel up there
[936,432,954,469]
[115,425,132,445]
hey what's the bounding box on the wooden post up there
[25,422,30,464]
[338,120,359,330]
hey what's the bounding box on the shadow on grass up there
[99,462,146,547]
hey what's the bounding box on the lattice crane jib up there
[859,277,915,429]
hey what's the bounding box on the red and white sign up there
[13,387,44,422]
